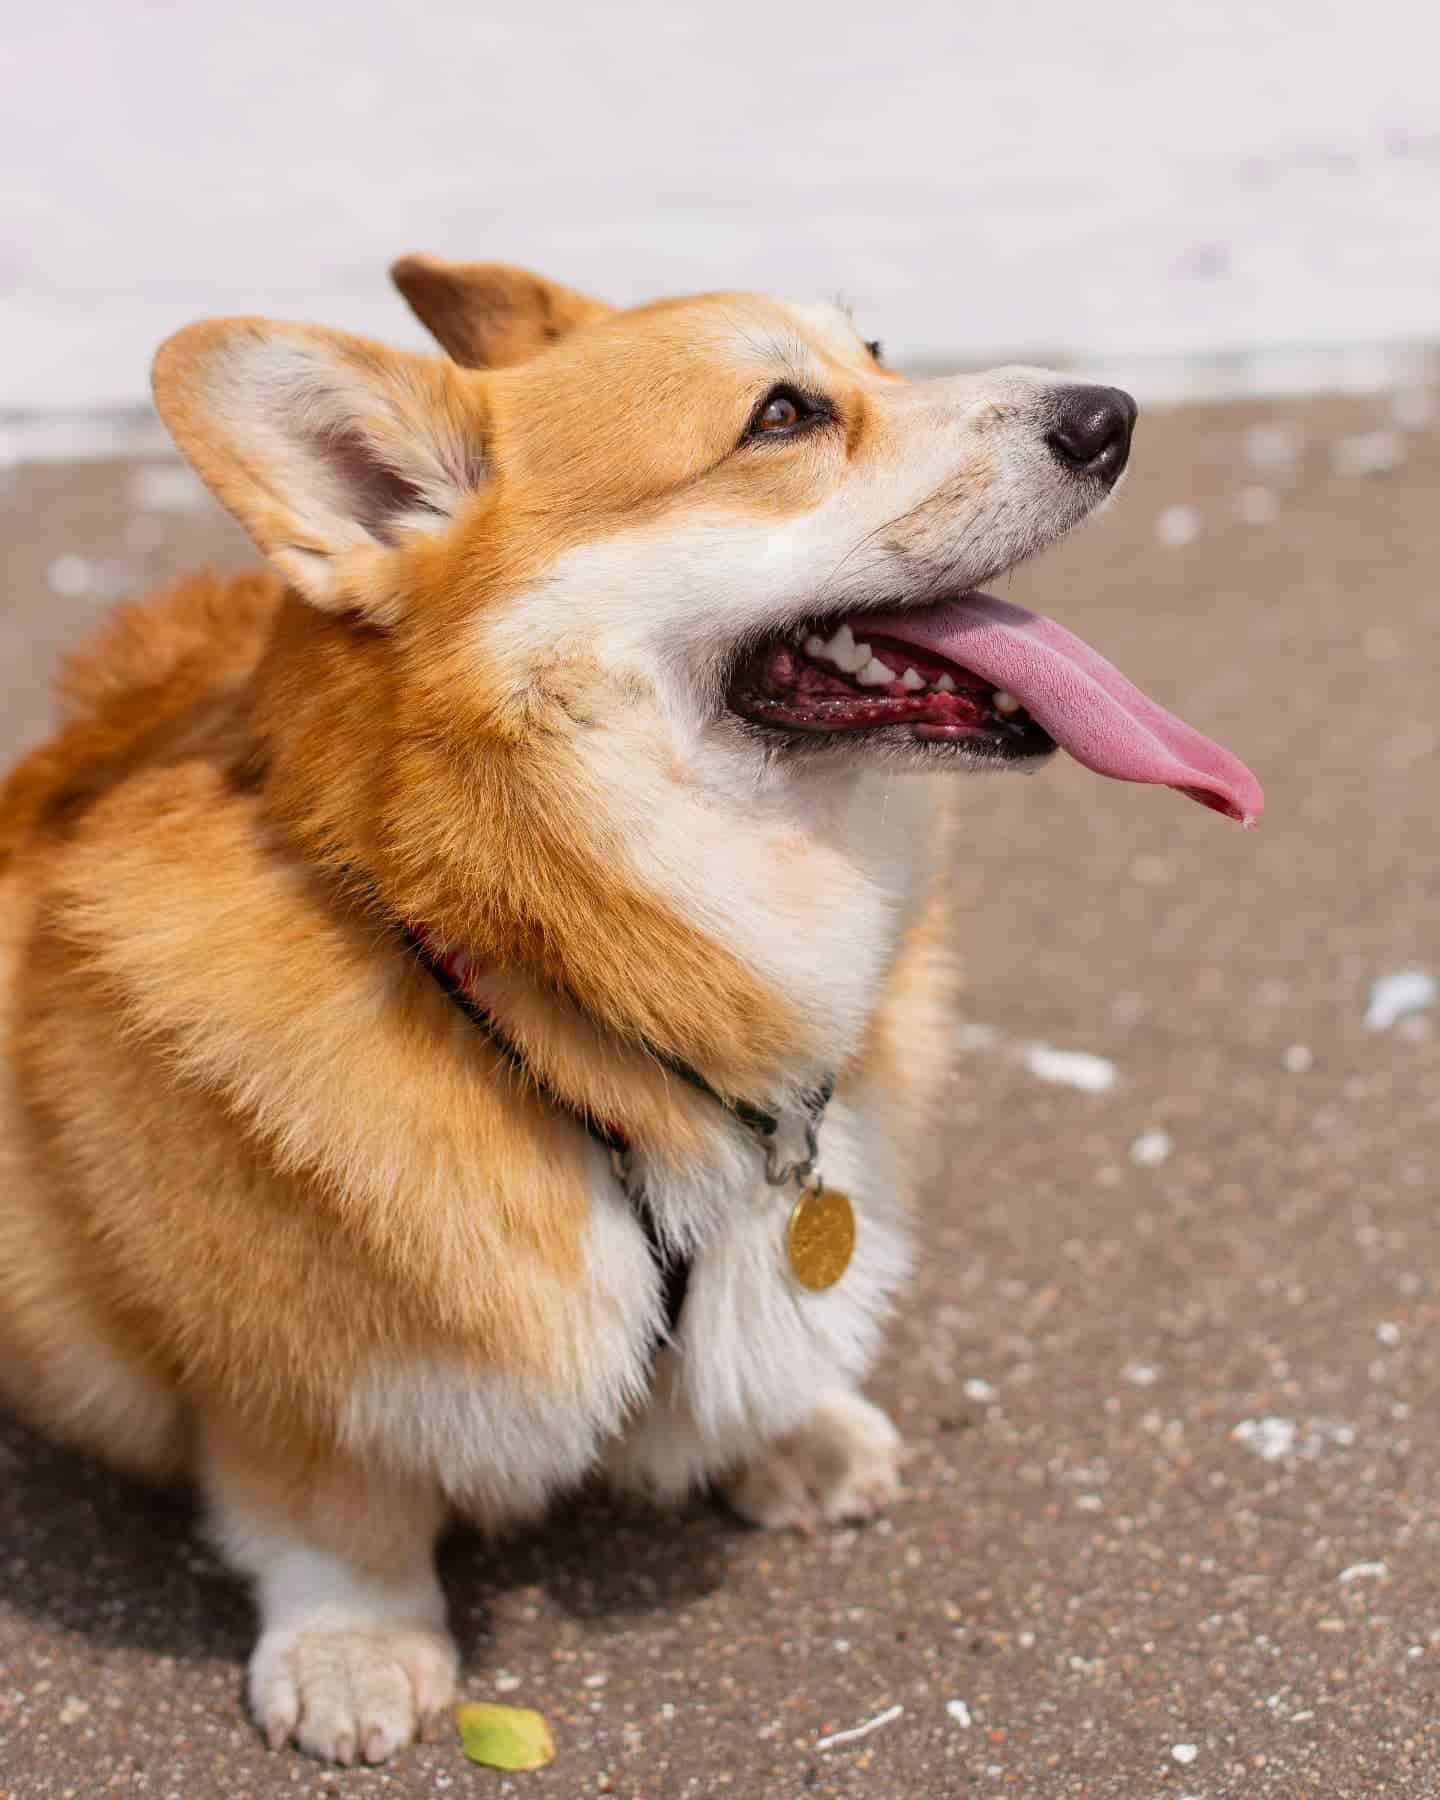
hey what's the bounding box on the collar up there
[401,923,833,1343]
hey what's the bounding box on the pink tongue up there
[862,592,1263,824]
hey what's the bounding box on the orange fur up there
[249,595,808,1092]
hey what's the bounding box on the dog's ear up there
[151,320,487,619]
[391,254,612,369]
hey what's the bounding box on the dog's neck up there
[252,599,907,1113]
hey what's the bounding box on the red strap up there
[407,921,632,1153]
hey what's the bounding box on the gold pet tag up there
[785,1181,856,1291]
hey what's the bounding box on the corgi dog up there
[0,256,1262,1766]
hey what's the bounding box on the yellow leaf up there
[455,1701,556,1771]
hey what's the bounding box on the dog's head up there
[154,261,1260,797]
[383,257,1148,780]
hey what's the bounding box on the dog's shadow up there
[0,1410,736,1670]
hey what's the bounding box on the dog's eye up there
[756,391,802,433]
[865,339,884,365]
[745,384,827,442]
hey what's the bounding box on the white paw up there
[250,1621,458,1764]
[726,1389,904,1533]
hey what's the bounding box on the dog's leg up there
[724,1387,904,1534]
[202,1420,456,1765]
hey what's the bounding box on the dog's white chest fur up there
[611,1087,912,1497]
[338,1085,910,1518]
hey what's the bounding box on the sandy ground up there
[1,393,1438,1798]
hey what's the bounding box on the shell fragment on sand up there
[1363,970,1435,1031]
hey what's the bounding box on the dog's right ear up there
[151,319,488,620]
[391,255,612,369]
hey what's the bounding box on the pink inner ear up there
[311,424,444,544]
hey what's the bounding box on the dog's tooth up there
[824,623,856,662]
[935,673,957,693]
[855,656,894,687]
[900,667,925,691]
[835,629,873,674]
[804,635,828,658]
[993,690,1023,715]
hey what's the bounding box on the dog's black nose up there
[1046,385,1137,483]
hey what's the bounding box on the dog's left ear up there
[392,254,612,369]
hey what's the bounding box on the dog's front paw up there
[726,1388,904,1533]
[250,1620,458,1764]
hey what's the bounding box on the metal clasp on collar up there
[612,1111,818,1193]
[760,1112,820,1189]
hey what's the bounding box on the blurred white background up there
[4,0,1438,411]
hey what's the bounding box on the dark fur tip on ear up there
[389,254,473,334]
[390,254,494,369]
[389,253,445,298]
[390,254,613,370]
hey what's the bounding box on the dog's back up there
[0,571,283,1475]
[0,570,278,871]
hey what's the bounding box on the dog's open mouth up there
[728,590,1263,823]
[729,616,1055,759]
